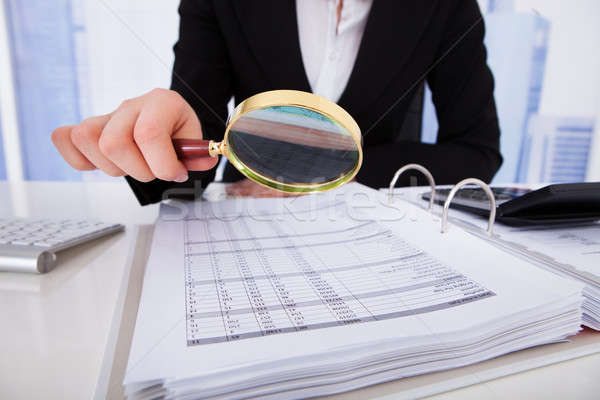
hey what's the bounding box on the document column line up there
[184,221,191,341]
[240,218,298,331]
[289,224,377,321]
[224,222,265,337]
[268,220,346,324]
[202,219,229,341]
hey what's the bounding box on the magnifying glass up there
[172,90,362,193]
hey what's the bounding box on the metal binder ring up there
[388,164,436,210]
[441,178,496,235]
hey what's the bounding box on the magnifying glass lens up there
[172,90,363,193]
[227,106,360,186]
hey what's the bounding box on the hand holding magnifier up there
[173,90,363,193]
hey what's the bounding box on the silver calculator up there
[0,217,124,273]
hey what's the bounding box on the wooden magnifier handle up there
[172,138,213,160]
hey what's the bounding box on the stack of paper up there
[457,218,600,330]
[392,186,600,331]
[124,184,583,399]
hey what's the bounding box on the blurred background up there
[0,0,598,184]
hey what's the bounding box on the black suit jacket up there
[127,0,502,205]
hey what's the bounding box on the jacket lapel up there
[232,0,437,117]
[338,1,437,115]
[232,0,311,92]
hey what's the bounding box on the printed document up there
[124,184,583,399]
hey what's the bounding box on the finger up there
[225,179,260,196]
[51,125,96,171]
[70,114,125,177]
[249,180,303,198]
[134,91,201,182]
[98,106,155,182]
[170,101,219,172]
[252,185,278,197]
[255,188,297,198]
[225,179,288,198]
[248,180,282,197]
[225,180,249,197]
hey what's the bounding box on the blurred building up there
[587,111,600,181]
[487,0,514,13]
[0,114,5,179]
[486,11,550,183]
[523,116,595,183]
[1,0,598,184]
[3,0,85,180]
[423,1,551,183]
[0,0,178,181]
[421,3,550,183]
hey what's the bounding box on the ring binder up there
[388,164,436,210]
[441,178,496,235]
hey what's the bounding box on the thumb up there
[172,103,219,172]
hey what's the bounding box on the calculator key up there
[11,240,35,246]
[33,241,56,248]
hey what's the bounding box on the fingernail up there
[174,171,188,182]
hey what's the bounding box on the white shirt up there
[296,0,373,103]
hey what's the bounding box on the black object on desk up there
[422,182,600,226]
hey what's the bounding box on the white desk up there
[1,181,599,400]
[0,181,158,399]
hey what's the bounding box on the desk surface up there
[0,181,158,399]
[1,181,599,400]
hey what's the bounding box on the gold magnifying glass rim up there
[210,89,363,193]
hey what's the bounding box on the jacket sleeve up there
[356,0,502,189]
[126,0,232,205]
